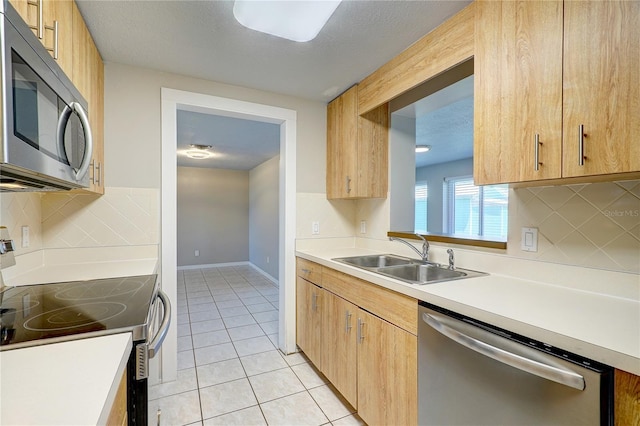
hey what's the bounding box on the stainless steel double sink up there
[333,254,487,285]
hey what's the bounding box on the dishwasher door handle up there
[422,312,586,391]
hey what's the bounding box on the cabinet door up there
[562,1,640,177]
[327,86,358,199]
[8,0,37,34]
[357,103,389,198]
[43,0,73,78]
[72,1,104,194]
[615,369,640,426]
[8,0,73,77]
[321,292,357,408]
[296,277,323,369]
[474,0,563,185]
[356,309,417,426]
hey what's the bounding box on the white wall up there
[104,62,326,194]
[249,156,280,280]
[389,115,417,231]
[176,167,249,267]
[415,157,473,234]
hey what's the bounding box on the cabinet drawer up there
[297,258,322,285]
[321,266,417,335]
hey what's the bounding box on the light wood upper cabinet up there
[474,0,563,184]
[475,0,640,185]
[356,308,417,426]
[72,1,104,194]
[326,85,389,199]
[321,291,358,408]
[562,1,640,178]
[8,0,74,78]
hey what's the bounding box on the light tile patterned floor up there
[149,265,365,426]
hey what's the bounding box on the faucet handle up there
[447,249,455,270]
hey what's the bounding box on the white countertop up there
[297,246,640,376]
[0,333,132,425]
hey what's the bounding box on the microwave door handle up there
[71,102,93,180]
[56,103,73,162]
[148,289,171,359]
[422,312,586,391]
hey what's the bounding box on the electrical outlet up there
[266,256,270,264]
[195,249,200,257]
[312,221,320,235]
[21,225,30,248]
[360,220,366,234]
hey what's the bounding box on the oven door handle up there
[148,289,171,359]
[422,312,586,391]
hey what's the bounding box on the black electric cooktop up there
[0,274,158,350]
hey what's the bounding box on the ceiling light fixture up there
[185,144,214,159]
[233,0,342,43]
[415,145,432,153]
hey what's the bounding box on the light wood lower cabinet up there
[296,258,418,425]
[106,369,128,426]
[321,291,358,407]
[296,275,323,370]
[356,309,417,426]
[615,369,640,426]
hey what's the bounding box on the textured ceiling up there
[75,0,472,102]
[176,110,280,170]
[394,75,473,168]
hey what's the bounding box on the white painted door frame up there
[161,88,297,381]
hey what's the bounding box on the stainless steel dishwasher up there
[418,302,613,425]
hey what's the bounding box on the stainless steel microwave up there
[0,0,93,192]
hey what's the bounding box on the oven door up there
[128,289,171,426]
[1,9,93,189]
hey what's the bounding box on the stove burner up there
[55,278,147,301]
[23,302,127,332]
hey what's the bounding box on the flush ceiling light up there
[185,144,214,159]
[233,0,342,42]
[415,145,432,153]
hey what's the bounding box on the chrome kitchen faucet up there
[389,234,430,262]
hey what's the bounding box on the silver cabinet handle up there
[534,133,542,171]
[357,318,364,343]
[300,268,311,275]
[89,160,96,184]
[44,20,59,59]
[96,162,101,185]
[345,175,351,194]
[345,310,352,333]
[578,124,585,166]
[422,312,585,390]
[26,0,43,39]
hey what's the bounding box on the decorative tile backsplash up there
[0,192,43,255]
[41,187,160,248]
[508,180,640,273]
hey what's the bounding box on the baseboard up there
[250,264,279,286]
[177,261,249,271]
[177,261,279,286]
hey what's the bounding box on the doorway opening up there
[161,88,297,383]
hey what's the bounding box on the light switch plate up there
[312,221,320,235]
[521,227,538,252]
